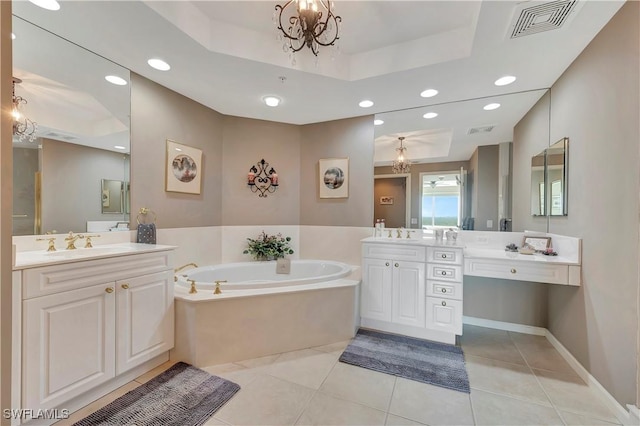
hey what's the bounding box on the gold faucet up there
[64,232,84,250]
[36,237,57,252]
[174,263,199,282]
[84,235,101,248]
[214,280,227,295]
[187,279,197,294]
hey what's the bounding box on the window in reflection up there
[420,173,461,229]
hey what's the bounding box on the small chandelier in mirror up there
[12,77,37,142]
[274,0,341,57]
[392,136,411,174]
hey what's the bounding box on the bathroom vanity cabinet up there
[361,241,463,344]
[13,245,175,423]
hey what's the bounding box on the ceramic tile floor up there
[58,325,622,426]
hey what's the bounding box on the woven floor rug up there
[339,328,470,393]
[73,362,240,426]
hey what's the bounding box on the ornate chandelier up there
[392,136,411,174]
[274,0,341,57]
[12,77,37,142]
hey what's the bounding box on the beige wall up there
[12,147,37,235]
[130,73,224,229]
[469,145,500,231]
[300,116,374,227]
[374,177,406,228]
[376,160,469,229]
[513,2,639,406]
[41,139,127,233]
[221,116,301,225]
[462,277,548,327]
[513,91,550,233]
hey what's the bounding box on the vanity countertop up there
[13,243,176,270]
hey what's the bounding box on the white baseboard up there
[545,331,632,426]
[463,316,633,426]
[462,316,547,336]
[627,404,640,425]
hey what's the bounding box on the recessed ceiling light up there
[423,112,438,119]
[483,103,501,111]
[114,145,126,150]
[11,33,16,40]
[359,100,374,108]
[263,96,281,107]
[420,89,438,98]
[147,58,171,71]
[28,0,60,11]
[494,76,516,86]
[105,75,128,86]
[374,119,384,126]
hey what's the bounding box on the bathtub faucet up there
[214,280,227,295]
[174,263,199,282]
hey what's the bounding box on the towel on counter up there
[136,223,156,244]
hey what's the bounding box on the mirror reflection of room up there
[11,16,131,236]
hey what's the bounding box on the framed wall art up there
[165,139,202,194]
[319,158,349,198]
[380,196,394,205]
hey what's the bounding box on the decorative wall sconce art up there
[247,159,278,197]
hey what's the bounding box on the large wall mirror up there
[373,89,549,231]
[12,16,131,236]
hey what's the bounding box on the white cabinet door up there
[426,297,462,335]
[116,271,174,375]
[23,283,116,410]
[361,258,393,322]
[391,261,425,327]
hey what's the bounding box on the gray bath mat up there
[339,328,470,393]
[73,362,240,426]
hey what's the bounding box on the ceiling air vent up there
[509,0,582,39]
[467,125,495,135]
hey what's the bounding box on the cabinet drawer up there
[427,264,463,282]
[427,247,463,265]
[426,297,462,335]
[426,280,462,301]
[363,243,426,262]
[464,258,569,285]
[23,250,174,299]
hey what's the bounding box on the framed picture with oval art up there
[165,139,203,194]
[319,158,349,198]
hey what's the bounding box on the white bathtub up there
[171,259,360,366]
[175,259,352,291]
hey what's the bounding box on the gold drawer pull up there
[441,301,447,306]
[441,288,447,293]
[395,263,399,267]
[105,287,114,294]
[121,284,130,289]
[385,262,390,267]
[510,268,517,274]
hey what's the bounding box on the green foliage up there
[243,231,294,260]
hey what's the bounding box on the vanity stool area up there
[360,231,582,345]
[11,244,176,425]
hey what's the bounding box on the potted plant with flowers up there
[243,231,294,261]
